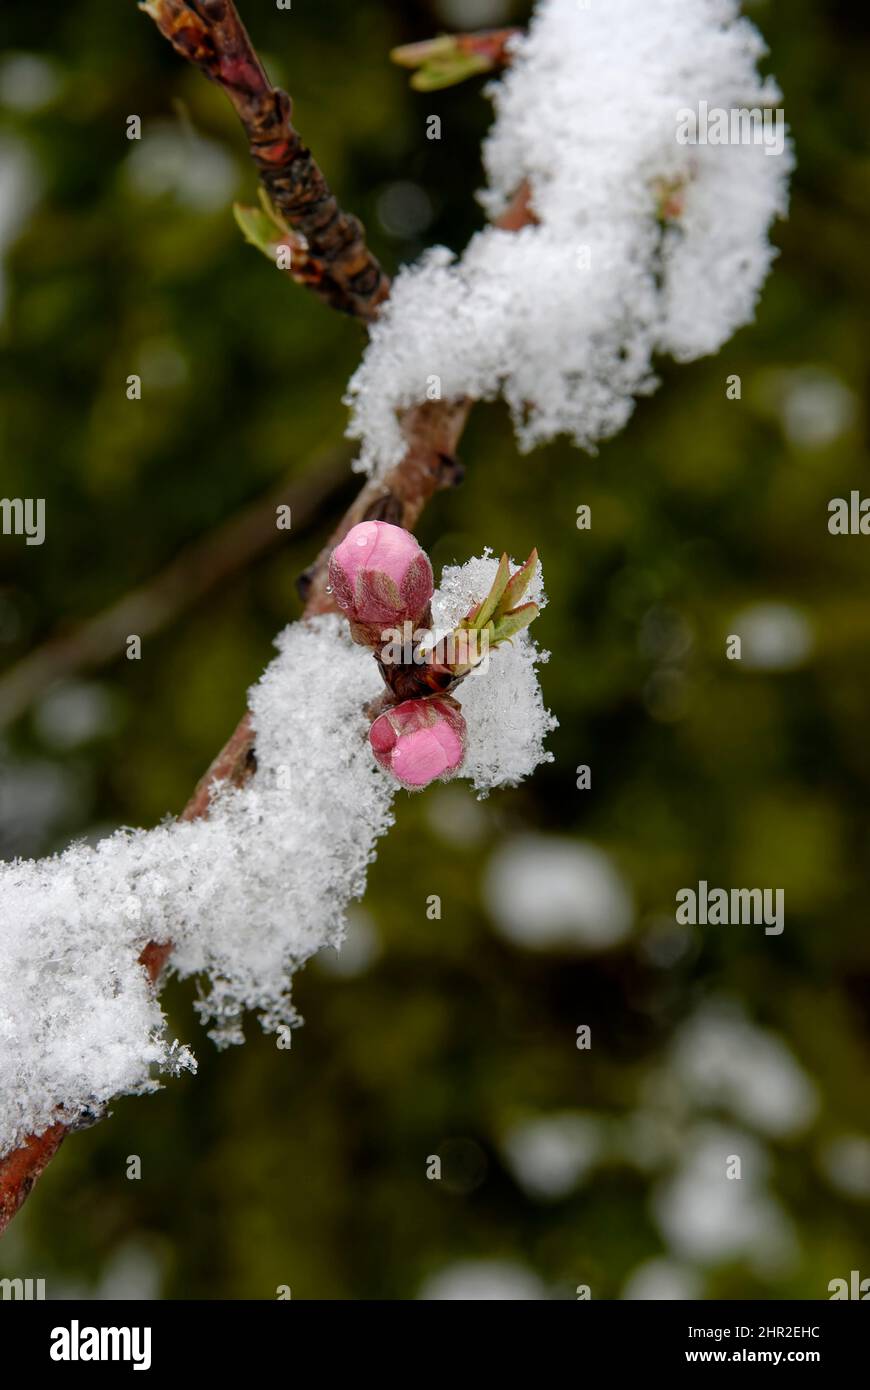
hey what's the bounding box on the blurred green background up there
[1,0,869,1299]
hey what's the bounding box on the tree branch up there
[142,0,390,321]
[0,1,534,1236]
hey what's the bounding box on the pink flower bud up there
[328,521,433,647]
[369,696,466,790]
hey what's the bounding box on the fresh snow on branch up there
[0,558,554,1156]
[432,553,555,790]
[346,0,793,475]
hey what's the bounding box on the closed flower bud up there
[369,696,466,790]
[329,520,433,648]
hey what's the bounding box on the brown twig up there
[142,0,390,321]
[0,1,535,1233]
[150,395,476,824]
[0,1123,67,1234]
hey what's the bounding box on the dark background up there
[1,0,869,1298]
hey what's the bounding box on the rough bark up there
[143,0,390,321]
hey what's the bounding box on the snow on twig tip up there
[346,0,792,476]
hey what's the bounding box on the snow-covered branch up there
[348,0,792,474]
[0,0,792,1233]
[0,558,555,1206]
